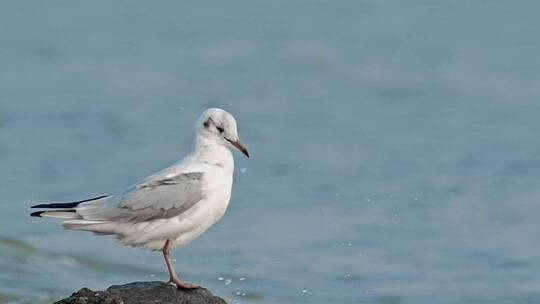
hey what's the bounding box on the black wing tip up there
[30,211,44,217]
[30,202,78,209]
[31,204,51,209]
[31,210,76,217]
[30,195,109,209]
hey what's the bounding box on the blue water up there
[1,1,540,303]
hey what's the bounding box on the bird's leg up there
[162,239,198,289]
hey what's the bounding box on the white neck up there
[192,133,234,172]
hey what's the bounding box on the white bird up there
[31,108,249,289]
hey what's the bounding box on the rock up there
[55,281,227,304]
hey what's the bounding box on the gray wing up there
[113,172,205,222]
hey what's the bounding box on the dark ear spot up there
[203,119,210,128]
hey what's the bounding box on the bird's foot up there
[169,278,199,289]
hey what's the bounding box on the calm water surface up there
[1,1,540,303]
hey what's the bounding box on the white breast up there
[168,162,233,249]
[115,145,235,251]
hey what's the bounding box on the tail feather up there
[63,220,116,235]
[31,195,115,235]
[30,195,109,220]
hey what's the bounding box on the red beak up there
[231,140,250,158]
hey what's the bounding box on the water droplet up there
[301,289,308,293]
[225,279,232,285]
[240,168,247,173]
[239,277,246,281]
[60,255,78,267]
[218,277,224,281]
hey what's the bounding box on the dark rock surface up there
[55,281,227,304]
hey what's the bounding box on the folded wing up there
[33,172,206,230]
[115,172,205,221]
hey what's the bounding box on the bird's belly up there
[117,166,233,251]
[119,187,231,251]
[168,196,230,249]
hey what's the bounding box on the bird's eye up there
[216,127,224,133]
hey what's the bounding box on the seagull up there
[30,108,249,289]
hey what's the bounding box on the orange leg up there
[162,239,198,289]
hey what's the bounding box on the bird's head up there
[196,108,249,158]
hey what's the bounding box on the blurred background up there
[1,1,540,303]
